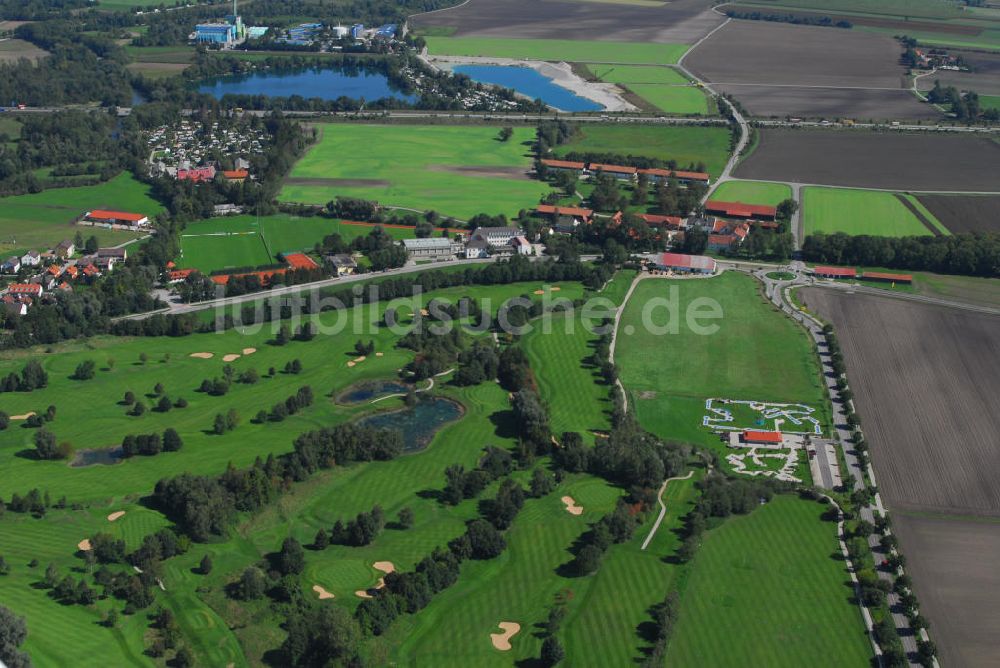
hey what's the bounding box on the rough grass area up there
[552,124,731,178]
[424,37,688,64]
[666,495,873,667]
[0,173,161,255]
[626,84,711,115]
[802,187,945,237]
[711,180,792,206]
[587,64,690,84]
[279,124,551,219]
[616,273,830,449]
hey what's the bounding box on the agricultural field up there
[0,38,48,63]
[425,37,689,64]
[616,272,831,450]
[278,124,552,220]
[586,64,690,85]
[552,124,732,178]
[915,194,1000,234]
[411,0,725,43]
[802,187,948,237]
[735,129,1000,191]
[683,20,937,120]
[914,50,1000,97]
[626,84,711,114]
[710,180,791,206]
[0,173,161,255]
[665,495,872,667]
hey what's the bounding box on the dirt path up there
[640,470,695,550]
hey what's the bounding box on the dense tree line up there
[724,10,851,28]
[569,499,640,575]
[121,428,182,458]
[442,446,514,505]
[925,80,1000,122]
[802,231,999,277]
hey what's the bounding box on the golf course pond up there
[357,396,463,451]
[337,379,413,405]
[453,64,603,112]
[71,446,124,468]
[197,66,418,103]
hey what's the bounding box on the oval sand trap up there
[490,622,521,651]
[77,539,92,551]
[189,352,214,359]
[354,589,373,598]
[222,354,241,362]
[561,496,584,516]
[107,511,126,522]
[10,411,36,420]
[242,347,257,355]
[354,356,367,363]
[375,352,384,357]
[312,584,335,600]
[373,561,395,574]
[347,361,356,367]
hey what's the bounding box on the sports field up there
[0,173,161,254]
[279,124,552,220]
[424,37,688,64]
[802,187,949,237]
[665,495,872,667]
[552,124,731,178]
[711,180,792,206]
[616,272,830,448]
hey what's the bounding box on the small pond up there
[338,379,413,405]
[453,64,603,112]
[71,446,124,468]
[197,67,418,103]
[357,396,463,452]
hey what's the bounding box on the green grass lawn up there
[711,180,792,206]
[666,495,873,667]
[587,64,690,85]
[552,124,731,178]
[627,84,711,115]
[802,187,947,237]
[616,273,830,449]
[278,124,552,220]
[424,37,688,64]
[0,173,162,255]
[982,94,1000,111]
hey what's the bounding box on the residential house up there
[326,253,357,276]
[54,240,75,259]
[97,247,128,263]
[5,283,43,297]
[1,256,20,274]
[511,236,533,256]
[464,238,489,259]
[20,250,41,267]
[222,169,249,183]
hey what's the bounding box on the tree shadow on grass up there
[488,409,518,440]
[13,448,39,460]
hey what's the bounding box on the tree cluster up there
[802,231,999,277]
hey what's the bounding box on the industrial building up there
[402,237,457,261]
[193,0,246,46]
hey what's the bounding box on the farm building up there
[640,213,686,229]
[402,237,456,260]
[705,200,777,221]
[465,238,489,259]
[535,205,593,226]
[590,163,638,180]
[650,252,716,274]
[326,254,357,276]
[86,210,150,228]
[862,271,913,284]
[97,248,128,262]
[511,236,533,255]
[222,169,249,182]
[540,158,586,173]
[640,168,710,185]
[813,266,857,279]
[20,250,41,267]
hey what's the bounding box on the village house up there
[20,250,41,267]
[1,256,20,274]
[54,240,75,259]
[5,283,44,298]
[326,253,358,276]
[177,165,217,182]
[464,238,489,259]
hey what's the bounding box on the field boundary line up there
[641,470,694,550]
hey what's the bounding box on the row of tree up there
[802,231,998,277]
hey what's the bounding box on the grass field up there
[627,84,711,114]
[552,124,731,178]
[616,273,831,449]
[981,94,1000,111]
[666,494,872,667]
[279,124,552,220]
[0,173,162,255]
[587,64,690,85]
[711,180,792,206]
[802,187,949,237]
[424,37,688,64]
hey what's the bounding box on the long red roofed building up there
[705,200,778,221]
[650,252,716,274]
[86,210,150,227]
[813,266,857,279]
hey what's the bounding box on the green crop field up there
[279,124,552,220]
[424,37,688,64]
[982,94,1000,111]
[587,64,690,85]
[552,124,731,178]
[616,273,831,449]
[0,173,162,255]
[802,187,948,237]
[666,495,873,667]
[711,180,792,206]
[628,84,712,115]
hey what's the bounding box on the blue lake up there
[453,65,603,112]
[197,68,418,103]
[357,396,463,451]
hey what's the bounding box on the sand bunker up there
[354,356,367,363]
[347,361,356,367]
[419,308,429,316]
[551,287,561,291]
[375,352,384,357]
[189,352,214,359]
[533,290,545,295]
[373,561,395,574]
[561,496,583,516]
[355,561,396,597]
[242,347,256,355]
[312,584,335,600]
[490,622,521,651]
[222,354,241,362]
[107,511,126,522]
[9,411,35,420]
[77,539,92,551]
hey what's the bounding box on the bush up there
[72,360,96,380]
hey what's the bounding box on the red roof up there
[708,234,736,247]
[705,200,778,219]
[639,168,710,182]
[814,266,857,278]
[589,163,637,175]
[168,269,196,281]
[88,210,146,222]
[177,166,216,182]
[166,261,176,269]
[211,268,287,286]
[7,283,42,295]
[640,213,684,228]
[540,158,585,170]
[222,169,249,179]
[655,252,716,271]
[283,252,319,270]
[743,430,783,444]
[536,204,593,218]
[862,271,913,283]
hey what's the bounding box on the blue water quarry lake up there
[197,67,418,103]
[453,64,603,112]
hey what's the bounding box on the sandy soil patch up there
[10,411,36,420]
[551,286,561,291]
[189,352,214,359]
[312,584,335,599]
[533,289,545,295]
[490,622,521,651]
[107,511,126,522]
[354,589,373,598]
[242,347,257,355]
[561,496,583,516]
[77,539,92,551]
[222,354,241,362]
